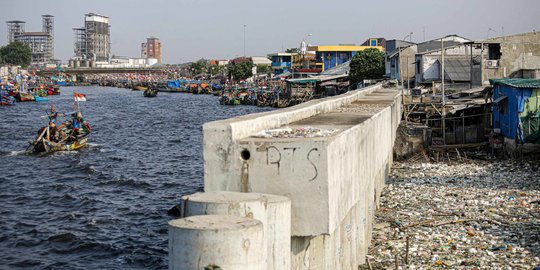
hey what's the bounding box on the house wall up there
[390,46,416,81]
[416,45,482,84]
[481,32,540,85]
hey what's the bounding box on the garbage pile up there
[364,160,540,269]
[253,126,340,138]
[334,103,387,114]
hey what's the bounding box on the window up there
[488,44,501,60]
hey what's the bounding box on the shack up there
[491,78,540,151]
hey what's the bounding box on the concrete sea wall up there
[169,84,402,269]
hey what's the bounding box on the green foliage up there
[285,48,299,53]
[0,41,32,67]
[348,48,385,86]
[228,62,253,81]
[256,64,270,75]
[190,59,208,74]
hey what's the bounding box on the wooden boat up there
[34,95,48,102]
[29,135,88,153]
[133,85,148,91]
[47,87,61,95]
[143,88,158,97]
[27,108,91,154]
[0,96,16,106]
[19,92,35,102]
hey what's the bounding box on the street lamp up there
[399,32,413,92]
[243,25,247,58]
[301,34,312,68]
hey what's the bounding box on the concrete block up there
[203,87,401,236]
[169,215,265,270]
[290,200,378,270]
[181,191,291,270]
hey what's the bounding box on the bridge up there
[168,83,402,270]
[35,67,172,76]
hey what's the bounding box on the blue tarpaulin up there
[167,80,180,88]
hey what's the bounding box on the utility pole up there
[441,39,446,145]
[243,24,246,58]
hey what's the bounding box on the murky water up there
[0,86,272,269]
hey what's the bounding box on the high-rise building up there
[141,42,148,58]
[141,37,161,64]
[6,20,25,43]
[73,13,110,62]
[5,15,54,66]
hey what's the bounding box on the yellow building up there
[309,40,384,71]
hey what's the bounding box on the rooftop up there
[309,45,384,52]
[490,78,540,89]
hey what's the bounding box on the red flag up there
[74,92,86,102]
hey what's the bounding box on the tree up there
[190,59,208,75]
[228,62,253,81]
[285,48,299,53]
[348,48,385,86]
[0,41,32,67]
[256,64,270,75]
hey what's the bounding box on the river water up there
[0,86,272,269]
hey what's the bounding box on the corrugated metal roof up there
[444,58,471,82]
[490,78,540,89]
[416,41,462,54]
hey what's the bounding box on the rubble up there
[252,126,339,138]
[364,159,540,269]
[334,103,387,114]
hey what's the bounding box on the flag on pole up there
[74,92,86,102]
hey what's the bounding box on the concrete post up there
[181,191,291,270]
[169,215,265,270]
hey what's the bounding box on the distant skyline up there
[1,0,539,63]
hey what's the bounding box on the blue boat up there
[34,95,48,102]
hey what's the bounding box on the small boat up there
[0,95,16,106]
[27,105,91,154]
[143,88,158,97]
[133,85,148,91]
[47,87,61,95]
[34,95,48,102]
[18,92,35,102]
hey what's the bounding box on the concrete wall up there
[202,84,402,269]
[203,84,384,191]
[482,32,540,85]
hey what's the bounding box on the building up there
[269,52,297,75]
[384,40,416,81]
[414,35,480,86]
[5,15,54,66]
[74,13,111,62]
[466,32,540,86]
[140,37,162,64]
[140,43,147,58]
[309,42,384,72]
[491,78,540,150]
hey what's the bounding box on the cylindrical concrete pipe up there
[181,191,291,270]
[169,215,265,270]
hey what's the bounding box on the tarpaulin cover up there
[167,80,180,88]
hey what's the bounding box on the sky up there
[1,0,539,63]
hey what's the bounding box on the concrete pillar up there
[181,191,291,270]
[169,215,265,270]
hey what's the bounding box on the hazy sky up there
[1,0,539,63]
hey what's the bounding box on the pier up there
[169,83,402,269]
